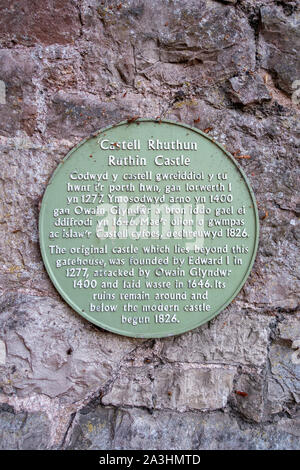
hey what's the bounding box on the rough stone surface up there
[0,403,51,450]
[160,309,271,366]
[228,74,271,105]
[0,1,81,47]
[231,370,265,423]
[102,363,236,412]
[0,50,38,136]
[0,294,137,402]
[67,404,300,450]
[0,0,299,450]
[259,5,300,95]
[267,315,300,415]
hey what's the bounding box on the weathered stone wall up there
[0,0,299,450]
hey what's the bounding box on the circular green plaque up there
[39,119,259,338]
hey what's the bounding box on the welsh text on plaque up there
[39,119,259,338]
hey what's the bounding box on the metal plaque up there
[39,119,259,338]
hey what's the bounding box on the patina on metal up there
[39,119,259,338]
